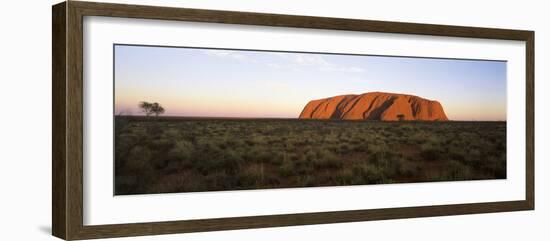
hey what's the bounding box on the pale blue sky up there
[115,45,506,120]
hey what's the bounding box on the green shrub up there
[237,164,264,187]
[278,160,295,177]
[442,160,472,180]
[339,143,350,154]
[351,164,387,184]
[313,149,342,169]
[126,145,153,171]
[398,159,419,176]
[420,148,439,161]
[419,143,441,161]
[221,150,242,174]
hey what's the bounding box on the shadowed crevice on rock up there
[364,96,397,120]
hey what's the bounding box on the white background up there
[84,16,525,225]
[0,0,547,240]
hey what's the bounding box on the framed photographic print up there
[52,1,534,240]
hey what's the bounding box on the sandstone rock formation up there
[299,92,448,121]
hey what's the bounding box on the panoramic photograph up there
[114,44,507,195]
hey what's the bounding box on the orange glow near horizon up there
[114,45,507,121]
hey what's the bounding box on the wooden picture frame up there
[52,1,534,240]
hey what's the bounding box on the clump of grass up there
[397,158,420,177]
[237,164,265,187]
[351,164,387,184]
[335,169,354,185]
[125,145,153,171]
[419,142,441,161]
[440,160,472,181]
[278,159,295,178]
[304,148,317,162]
[297,175,316,186]
[313,149,342,169]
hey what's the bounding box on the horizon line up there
[114,114,506,122]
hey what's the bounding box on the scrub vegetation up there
[114,116,506,195]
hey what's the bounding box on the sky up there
[114,45,507,121]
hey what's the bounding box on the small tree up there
[151,102,165,117]
[139,101,154,116]
[397,114,405,121]
[139,101,165,117]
